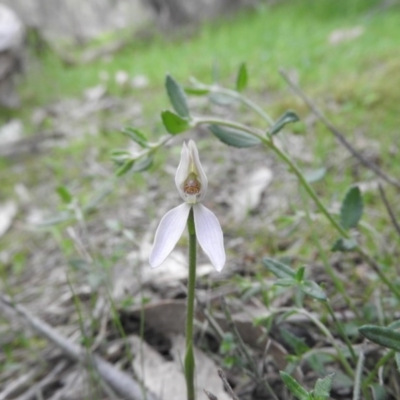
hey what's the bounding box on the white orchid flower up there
[149,140,225,272]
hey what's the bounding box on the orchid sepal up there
[149,203,191,269]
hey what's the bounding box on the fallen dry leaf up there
[231,167,273,222]
[131,335,231,400]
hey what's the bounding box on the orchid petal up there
[193,203,225,272]
[149,203,191,268]
[188,140,208,200]
[175,142,190,200]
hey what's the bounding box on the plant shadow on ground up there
[1,0,400,399]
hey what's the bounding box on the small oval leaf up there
[209,124,261,148]
[340,186,363,230]
[280,371,309,400]
[275,278,297,287]
[122,127,148,147]
[161,110,190,134]
[236,63,248,92]
[184,87,210,96]
[56,186,73,204]
[116,159,135,176]
[269,110,300,136]
[359,325,400,352]
[165,74,189,118]
[132,155,153,172]
[314,373,334,399]
[331,237,357,252]
[263,257,296,279]
[300,280,327,301]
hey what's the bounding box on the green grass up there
[12,0,399,115]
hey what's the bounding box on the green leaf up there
[236,63,248,92]
[184,86,210,96]
[280,371,309,400]
[280,328,309,356]
[275,278,297,287]
[359,325,400,351]
[263,257,296,279]
[161,110,190,134]
[370,384,389,400]
[269,110,300,136]
[395,353,400,372]
[110,149,131,157]
[165,74,190,118]
[340,186,363,230]
[116,159,134,176]
[388,320,400,330]
[299,280,327,301]
[122,127,148,147]
[314,373,334,399]
[56,186,73,204]
[209,124,261,148]
[295,266,306,282]
[132,155,153,172]
[331,237,357,252]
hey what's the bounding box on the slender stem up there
[266,139,349,237]
[185,208,197,400]
[325,300,357,363]
[301,187,360,317]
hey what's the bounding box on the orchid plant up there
[149,139,225,400]
[112,66,400,400]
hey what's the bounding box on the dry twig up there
[279,69,400,189]
[217,369,240,400]
[378,183,400,237]
[0,294,158,400]
[204,389,219,400]
[15,361,68,400]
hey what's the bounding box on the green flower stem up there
[302,187,360,318]
[185,208,197,400]
[193,116,400,300]
[324,300,357,363]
